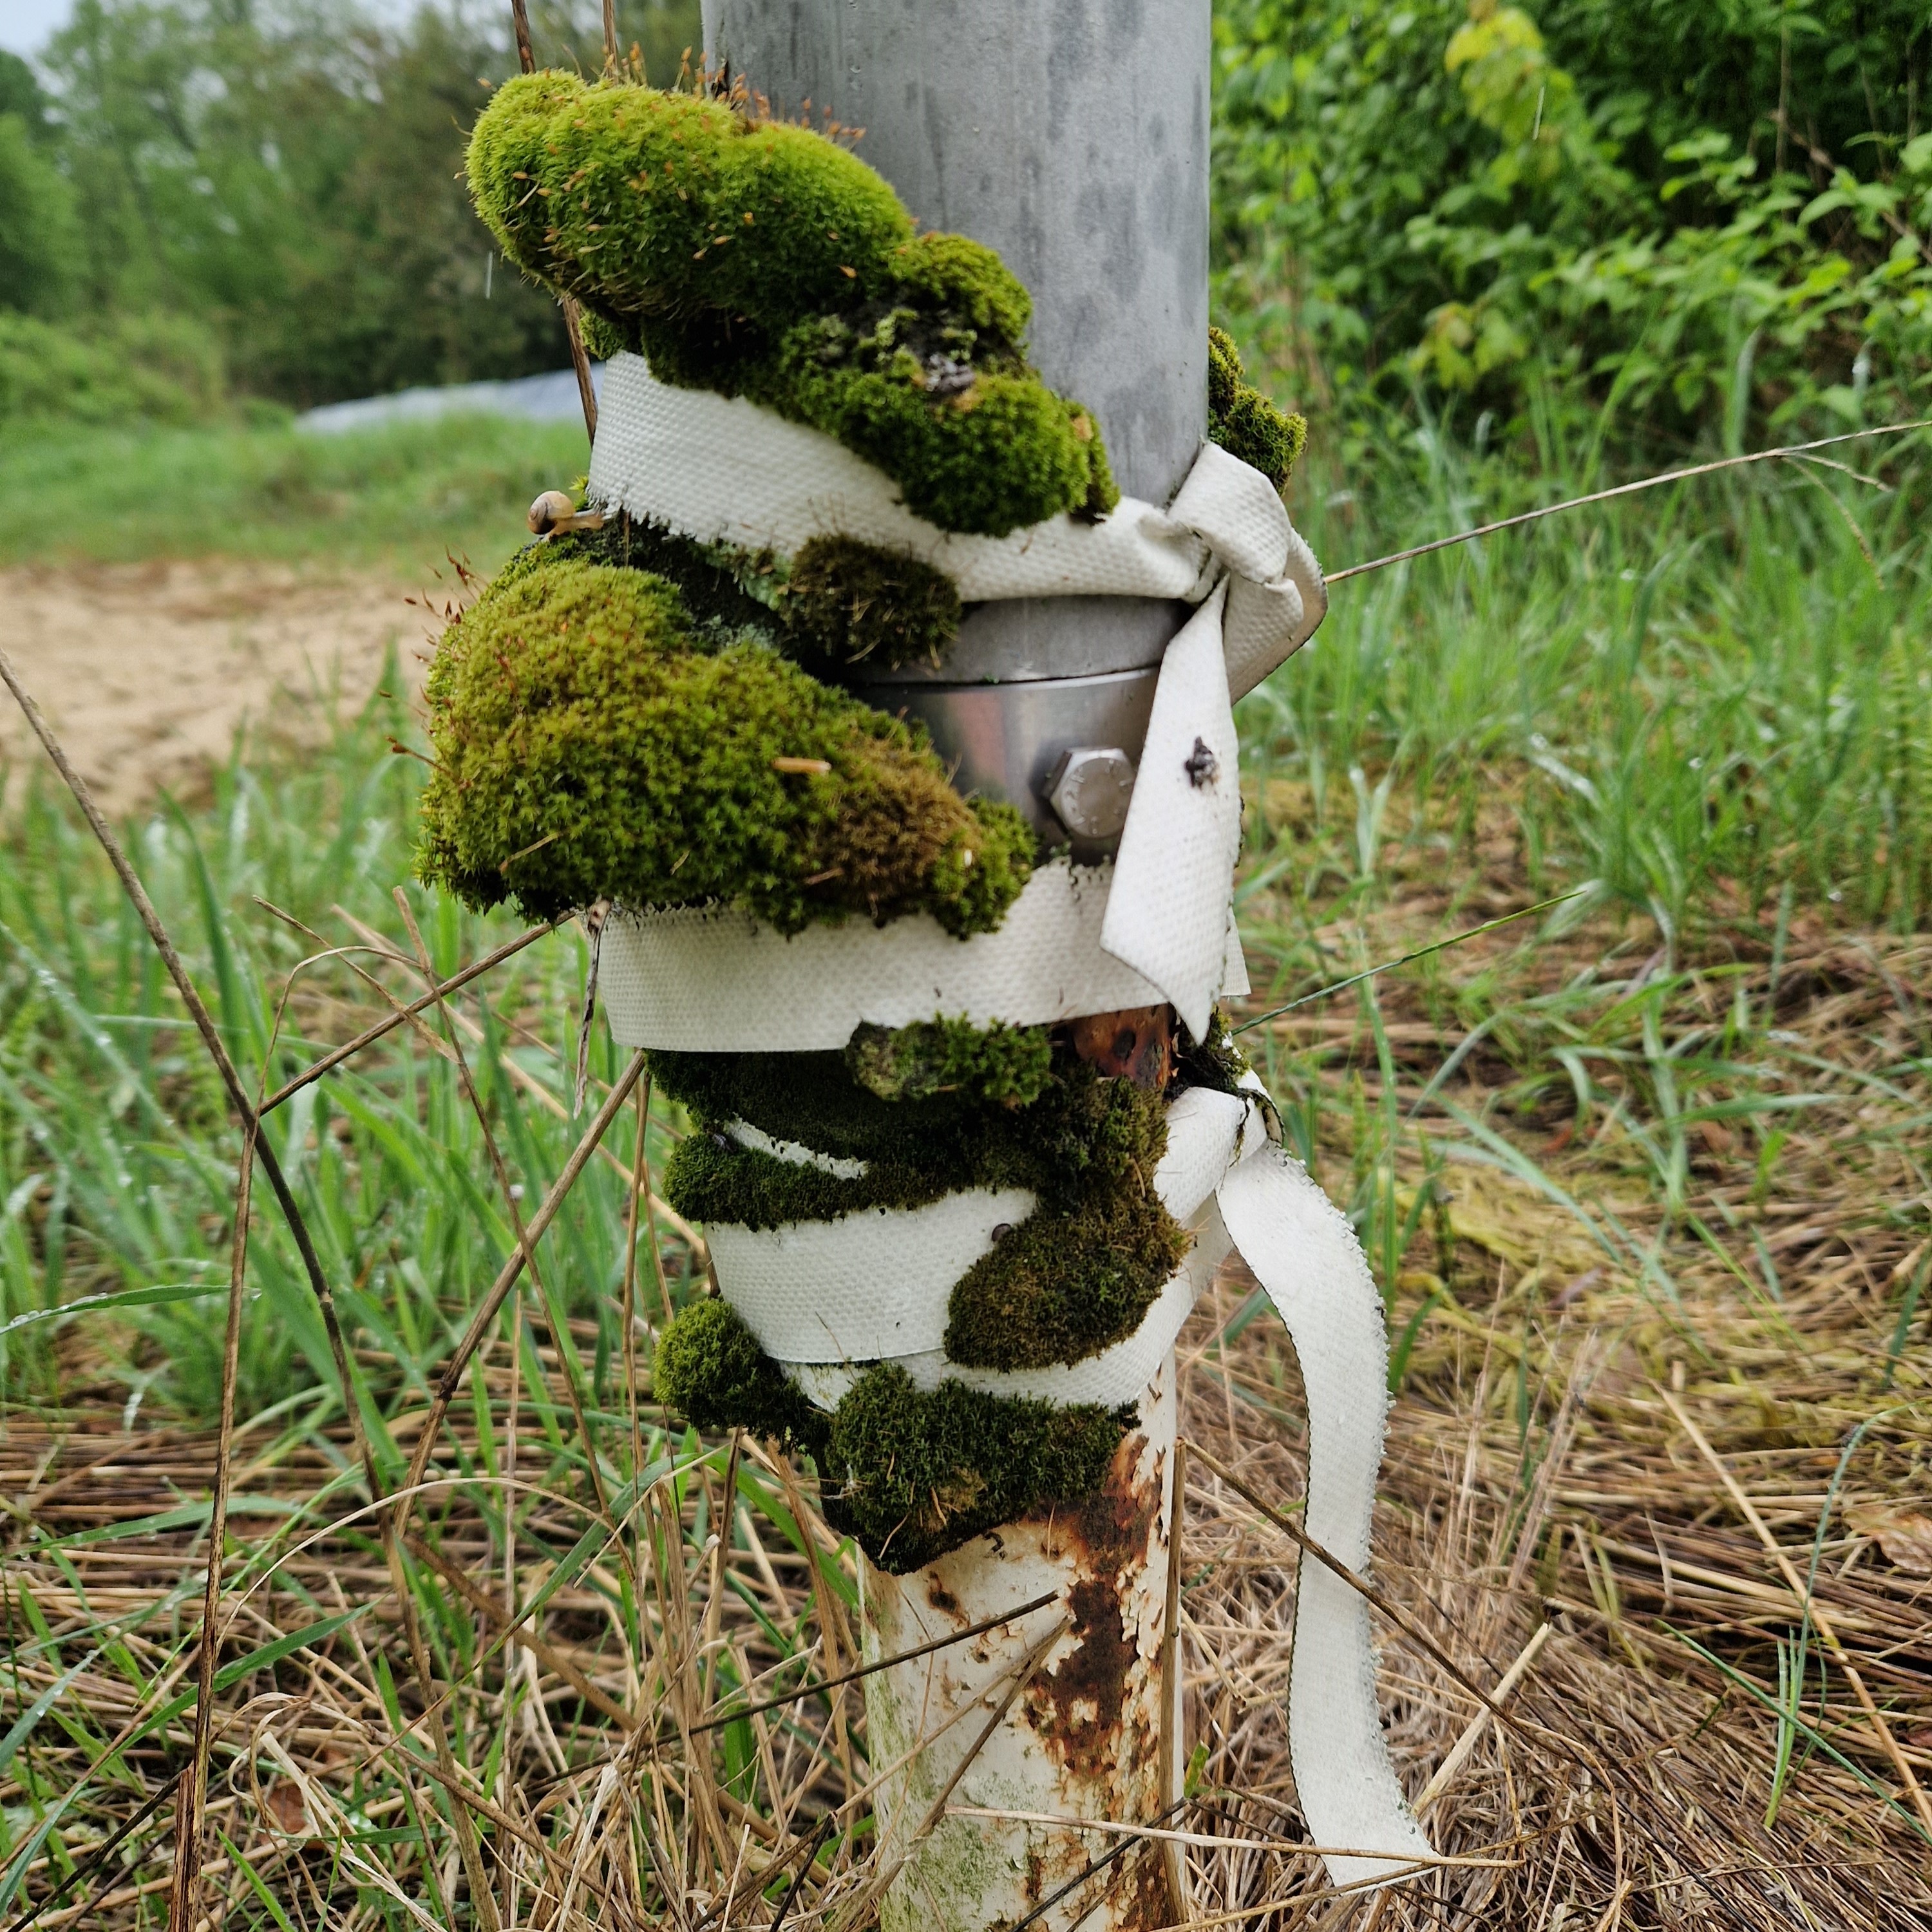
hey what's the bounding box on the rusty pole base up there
[862,1361,1181,1932]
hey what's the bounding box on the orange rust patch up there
[1069,1003,1175,1092]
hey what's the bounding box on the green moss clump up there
[466,72,1115,536]
[1207,326,1307,494]
[651,1300,1132,1571]
[845,1016,1052,1107]
[540,520,782,647]
[653,1298,828,1452]
[779,535,961,672]
[654,1039,1188,1370]
[940,1066,1187,1372]
[824,1367,1132,1573]
[413,548,1031,933]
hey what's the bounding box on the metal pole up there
[701,9,1209,1926]
[703,0,1210,845]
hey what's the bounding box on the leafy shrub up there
[1214,0,1932,459]
[0,311,226,426]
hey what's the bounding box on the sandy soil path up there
[0,560,436,815]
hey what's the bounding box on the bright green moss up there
[468,72,914,339]
[466,72,1115,536]
[654,1297,828,1451]
[655,1038,1188,1370]
[652,1300,1132,1571]
[779,535,961,672]
[413,549,1030,933]
[1207,326,1307,494]
[845,1016,1052,1107]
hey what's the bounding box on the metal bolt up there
[1044,746,1137,841]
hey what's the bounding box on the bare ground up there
[0,559,432,814]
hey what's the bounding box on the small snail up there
[527,489,607,538]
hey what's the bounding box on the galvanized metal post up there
[703,0,1210,846]
[701,6,1210,1926]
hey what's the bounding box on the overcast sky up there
[1,0,433,60]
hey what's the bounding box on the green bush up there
[0,108,82,317]
[0,311,225,426]
[1214,0,1932,459]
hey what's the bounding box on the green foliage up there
[30,1,704,406]
[0,312,223,425]
[0,110,82,317]
[1214,0,1932,457]
[1207,325,1307,489]
[779,535,963,672]
[844,1016,1054,1107]
[415,548,1032,933]
[466,70,1115,535]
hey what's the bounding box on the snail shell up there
[527,489,578,535]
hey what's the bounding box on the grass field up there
[0,415,1928,1927]
[0,413,591,576]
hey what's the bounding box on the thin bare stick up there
[506,0,598,440]
[685,1589,1059,1738]
[167,1121,254,1932]
[397,1050,648,1536]
[392,891,611,1522]
[1414,1620,1551,1815]
[257,918,556,1113]
[1159,1435,1191,1920]
[1325,418,1932,584]
[0,643,376,1499]
[600,0,617,70]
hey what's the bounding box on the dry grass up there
[3,880,1929,1929]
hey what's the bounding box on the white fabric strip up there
[1100,585,1243,1041]
[722,1085,1256,1374]
[710,1186,1037,1365]
[585,353,1326,701]
[788,1206,1233,1412]
[1215,1139,1434,1890]
[600,857,1249,1054]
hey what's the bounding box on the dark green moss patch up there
[1207,327,1307,494]
[845,1016,1051,1107]
[413,547,1030,932]
[824,1367,1133,1573]
[652,1300,1133,1571]
[654,1297,828,1452]
[1173,1004,1254,1099]
[654,1038,1188,1371]
[779,535,961,672]
[467,72,1115,536]
[940,1068,1187,1372]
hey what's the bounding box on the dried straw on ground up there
[3,916,1928,1929]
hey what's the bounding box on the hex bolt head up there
[1045,746,1137,841]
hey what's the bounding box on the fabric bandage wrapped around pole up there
[424,3,1431,1923]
